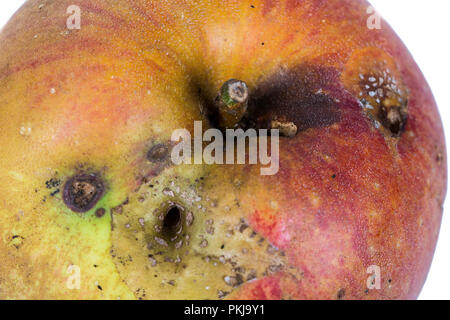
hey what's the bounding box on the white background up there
[0,0,449,300]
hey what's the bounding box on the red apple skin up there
[0,0,446,300]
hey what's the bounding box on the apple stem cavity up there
[216,79,249,129]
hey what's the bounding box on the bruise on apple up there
[147,144,170,163]
[62,173,105,213]
[242,64,343,135]
[133,141,177,188]
[342,48,408,138]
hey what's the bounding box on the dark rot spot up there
[244,64,342,136]
[343,48,408,137]
[147,144,169,163]
[358,71,407,137]
[45,178,61,189]
[95,208,106,218]
[337,288,346,300]
[10,235,25,249]
[436,152,444,163]
[63,173,105,213]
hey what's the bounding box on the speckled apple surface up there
[0,0,446,300]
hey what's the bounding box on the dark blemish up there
[93,264,98,268]
[111,205,123,215]
[238,219,249,233]
[358,69,408,137]
[218,290,230,299]
[244,64,342,135]
[220,244,225,249]
[224,274,244,288]
[388,279,392,284]
[10,235,25,249]
[331,174,336,179]
[337,288,346,300]
[250,5,255,8]
[97,285,103,291]
[147,144,169,163]
[46,178,61,189]
[233,267,246,274]
[247,270,257,281]
[50,189,60,197]
[268,264,283,273]
[63,173,105,213]
[95,208,106,218]
[261,42,265,46]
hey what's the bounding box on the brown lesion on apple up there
[147,143,170,163]
[241,65,342,136]
[209,64,342,137]
[337,288,346,300]
[43,175,62,198]
[357,69,408,137]
[62,173,105,213]
[343,47,409,138]
[434,145,445,165]
[9,235,25,250]
[135,142,175,187]
[199,218,290,294]
[109,174,294,299]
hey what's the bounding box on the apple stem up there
[216,79,249,129]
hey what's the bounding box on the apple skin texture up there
[0,0,446,300]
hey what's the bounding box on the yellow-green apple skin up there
[0,0,446,300]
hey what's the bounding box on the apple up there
[0,0,446,300]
